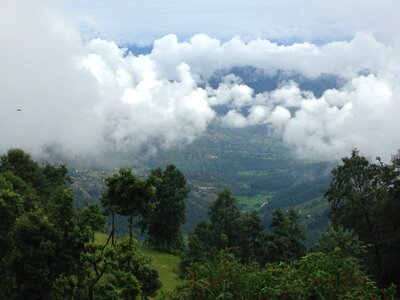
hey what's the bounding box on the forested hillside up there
[1,148,400,299]
[70,124,332,245]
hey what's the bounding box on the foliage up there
[263,208,306,264]
[181,190,245,272]
[208,189,241,249]
[0,149,86,299]
[182,192,305,273]
[0,149,162,299]
[170,252,260,300]
[2,146,400,299]
[312,225,369,260]
[167,249,396,300]
[79,203,107,241]
[102,168,150,244]
[70,124,332,241]
[325,149,400,287]
[81,237,161,299]
[11,209,61,299]
[236,210,265,264]
[144,165,189,252]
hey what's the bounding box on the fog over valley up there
[1,1,400,163]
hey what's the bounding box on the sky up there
[60,0,400,46]
[1,0,400,163]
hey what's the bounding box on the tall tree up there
[208,189,241,249]
[101,174,120,245]
[265,208,305,263]
[0,149,86,299]
[237,210,264,264]
[10,210,61,300]
[145,165,189,251]
[102,168,149,244]
[182,189,266,271]
[325,149,400,287]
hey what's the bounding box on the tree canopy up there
[0,149,161,299]
[143,165,189,251]
[325,149,400,287]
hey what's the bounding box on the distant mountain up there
[125,44,153,56]
[209,66,346,97]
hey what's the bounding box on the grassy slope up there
[138,245,180,296]
[95,232,180,296]
[236,193,274,210]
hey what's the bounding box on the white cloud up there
[0,1,217,158]
[221,110,249,128]
[148,32,395,80]
[2,1,400,163]
[208,75,254,107]
[232,74,400,160]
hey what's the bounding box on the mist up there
[1,1,400,164]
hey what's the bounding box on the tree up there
[264,208,306,263]
[0,149,163,299]
[325,150,400,288]
[81,239,116,300]
[80,237,161,300]
[312,225,369,260]
[0,149,87,299]
[182,189,266,272]
[101,175,120,245]
[144,165,189,251]
[0,188,23,258]
[10,210,61,299]
[80,204,106,242]
[179,221,215,276]
[102,168,149,244]
[114,239,161,299]
[0,186,24,297]
[0,148,43,190]
[208,189,241,249]
[236,210,264,264]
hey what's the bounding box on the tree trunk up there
[111,212,115,245]
[88,285,94,300]
[129,214,133,244]
[75,271,85,300]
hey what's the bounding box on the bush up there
[166,249,396,300]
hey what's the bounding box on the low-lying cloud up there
[1,1,400,162]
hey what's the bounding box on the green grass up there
[95,232,180,297]
[94,232,109,244]
[138,245,180,296]
[236,193,274,210]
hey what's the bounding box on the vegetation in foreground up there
[95,232,180,297]
[0,149,161,299]
[1,148,400,299]
[166,250,395,300]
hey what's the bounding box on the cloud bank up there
[1,1,400,162]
